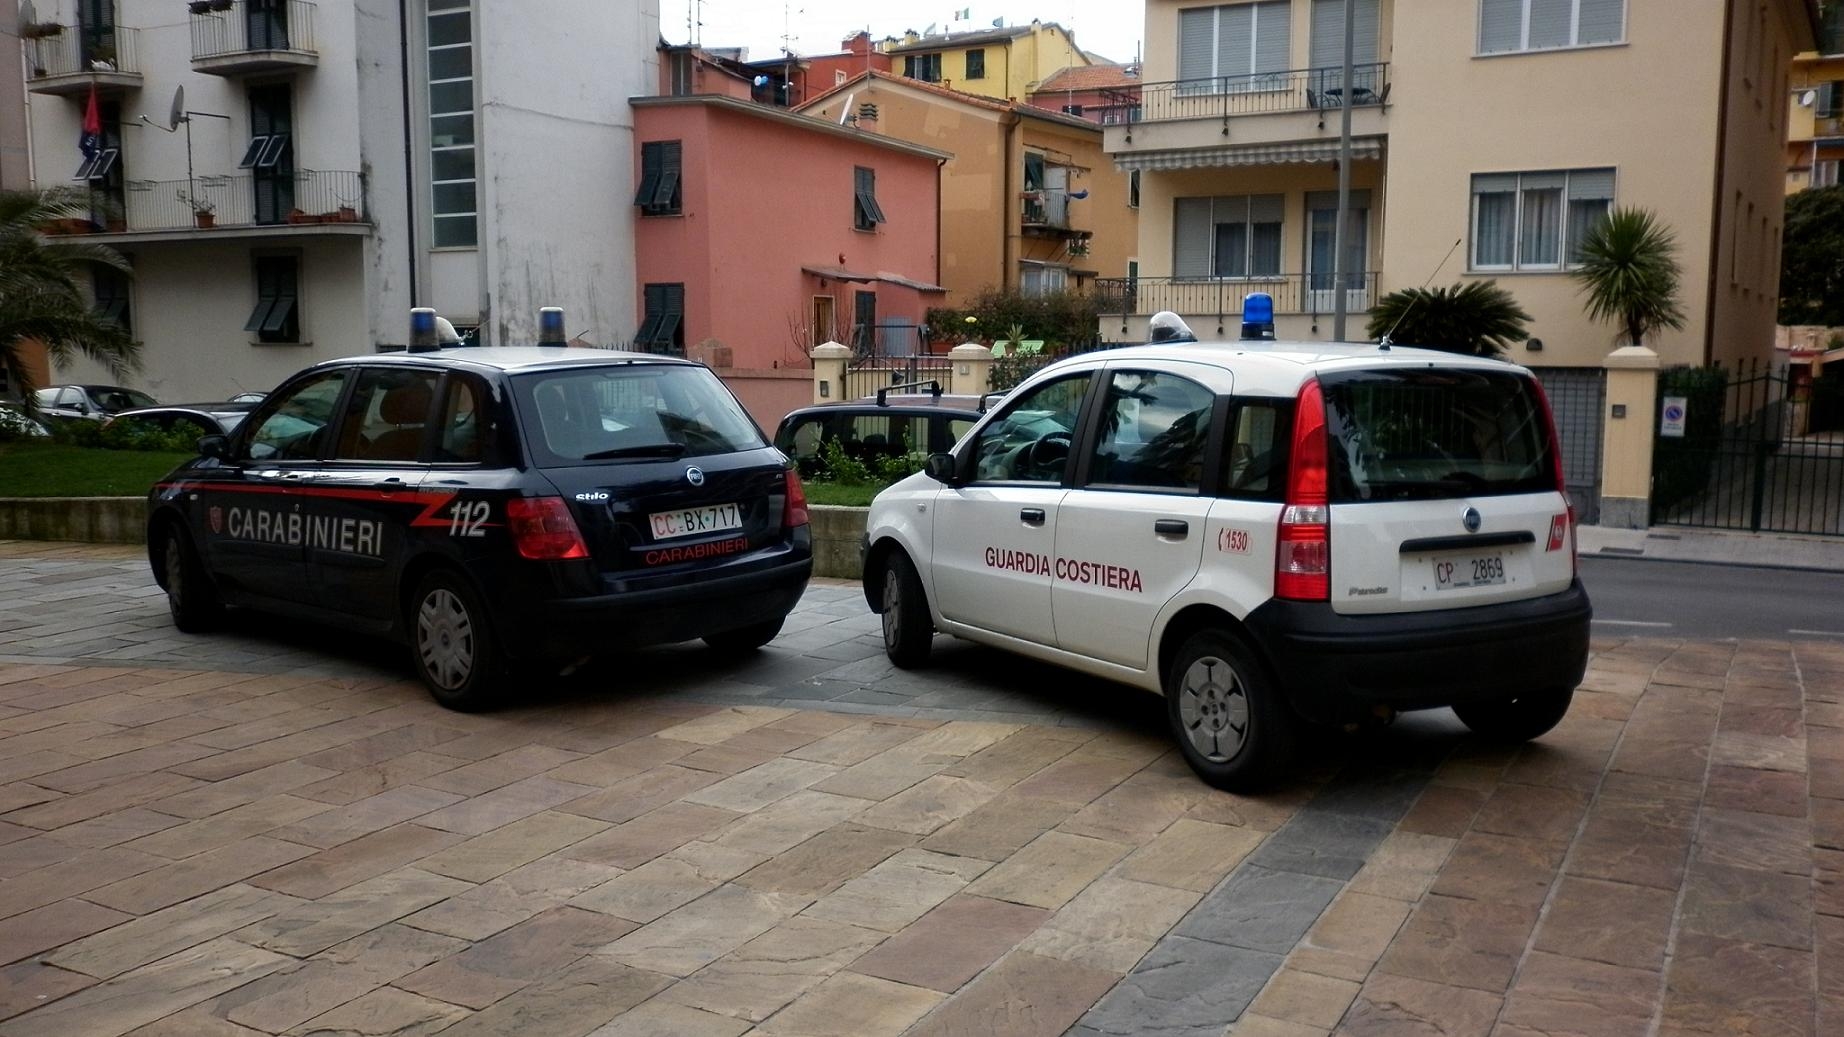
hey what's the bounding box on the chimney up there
[843,30,869,55]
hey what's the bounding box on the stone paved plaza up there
[0,541,1838,1036]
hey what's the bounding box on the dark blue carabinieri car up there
[146,340,812,709]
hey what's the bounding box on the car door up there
[300,366,444,622]
[1053,363,1225,669]
[931,371,1095,645]
[200,368,353,604]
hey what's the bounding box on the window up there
[246,84,294,225]
[853,166,885,230]
[971,374,1093,483]
[1223,401,1284,498]
[853,290,876,351]
[1178,1,1291,92]
[835,69,847,86]
[334,368,440,462]
[965,49,986,79]
[635,141,682,216]
[428,0,477,247]
[516,365,765,464]
[246,255,301,343]
[243,371,348,461]
[1321,369,1556,502]
[1470,168,1612,271]
[1087,372,1215,492]
[1174,195,1283,279]
[1020,263,1068,297]
[92,264,131,334]
[434,375,487,463]
[1129,169,1141,209]
[1816,160,1841,189]
[636,283,685,355]
[904,53,943,82]
[1478,0,1624,54]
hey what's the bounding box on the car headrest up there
[380,382,432,424]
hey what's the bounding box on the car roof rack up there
[874,380,943,407]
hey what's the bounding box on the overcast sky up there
[662,0,1146,67]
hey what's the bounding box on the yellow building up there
[1109,0,1818,523]
[1787,5,1844,191]
[799,71,1139,309]
[882,21,1094,101]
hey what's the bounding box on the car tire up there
[1165,629,1294,791]
[409,569,501,712]
[880,551,933,668]
[704,617,785,653]
[161,525,222,633]
[1452,686,1574,743]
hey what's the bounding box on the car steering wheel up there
[1028,431,1072,473]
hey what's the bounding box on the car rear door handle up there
[1020,508,1046,526]
[1154,519,1189,538]
[372,478,406,494]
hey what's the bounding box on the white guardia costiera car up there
[861,334,1591,789]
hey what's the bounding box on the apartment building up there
[885,21,1094,100]
[800,70,1139,307]
[1107,0,1817,516]
[19,0,658,403]
[1787,3,1844,190]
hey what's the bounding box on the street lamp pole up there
[1332,0,1356,342]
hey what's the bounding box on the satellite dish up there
[169,86,186,131]
[1799,89,1818,108]
[18,0,36,32]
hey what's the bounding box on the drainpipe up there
[1003,110,1021,291]
[398,0,418,308]
[1701,0,1737,365]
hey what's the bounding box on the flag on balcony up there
[79,85,100,162]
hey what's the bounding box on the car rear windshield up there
[514,364,765,465]
[1319,368,1556,503]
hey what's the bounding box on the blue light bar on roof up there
[538,307,566,346]
[409,308,439,352]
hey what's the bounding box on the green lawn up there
[0,442,192,498]
[803,482,885,507]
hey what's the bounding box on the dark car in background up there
[774,391,994,478]
[32,385,159,425]
[105,402,260,438]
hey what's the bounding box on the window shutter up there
[1178,8,1215,82]
[1352,0,1379,64]
[652,141,681,209]
[1253,1,1291,75]
[1218,4,1255,80]
[1174,197,1212,277]
[1576,0,1624,45]
[1527,0,1571,49]
[1305,189,1372,210]
[635,143,661,206]
[1567,168,1615,201]
[1478,0,1523,53]
[1247,194,1285,224]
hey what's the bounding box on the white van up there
[861,338,1591,789]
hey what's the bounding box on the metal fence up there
[1111,63,1389,124]
[1093,273,1379,321]
[843,323,951,400]
[190,0,318,58]
[25,24,141,77]
[122,170,365,231]
[1532,368,1606,525]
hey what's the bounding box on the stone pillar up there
[1597,345,1661,530]
[810,342,852,404]
[948,343,994,397]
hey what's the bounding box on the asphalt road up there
[1579,555,1844,641]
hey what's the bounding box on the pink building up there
[1028,64,1141,125]
[630,94,947,427]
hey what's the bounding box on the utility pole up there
[1331,0,1355,342]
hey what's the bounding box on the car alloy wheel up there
[1176,653,1251,763]
[417,587,475,691]
[882,575,902,646]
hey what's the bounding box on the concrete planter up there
[0,497,148,545]
[808,504,869,580]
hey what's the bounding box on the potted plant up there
[21,21,63,39]
[335,205,358,222]
[208,0,234,10]
[188,0,213,13]
[185,194,218,228]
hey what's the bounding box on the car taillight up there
[506,497,589,560]
[783,468,810,529]
[1276,378,1330,601]
[1530,377,1577,574]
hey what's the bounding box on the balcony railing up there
[1093,273,1380,320]
[190,0,317,60]
[1817,113,1844,138]
[1104,63,1389,126]
[110,170,365,232]
[23,24,142,90]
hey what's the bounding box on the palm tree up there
[1571,206,1686,348]
[0,188,140,409]
[1363,280,1532,358]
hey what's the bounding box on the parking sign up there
[1661,396,1687,438]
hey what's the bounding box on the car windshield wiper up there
[579,443,688,461]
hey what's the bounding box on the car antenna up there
[1379,237,1462,350]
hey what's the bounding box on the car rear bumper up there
[510,553,812,659]
[1243,579,1592,724]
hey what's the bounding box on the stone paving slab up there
[0,542,1839,1035]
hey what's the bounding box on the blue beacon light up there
[409,307,439,352]
[538,307,566,346]
[1240,292,1275,341]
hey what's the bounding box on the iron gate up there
[1533,368,1606,526]
[843,323,952,401]
[1652,360,1844,536]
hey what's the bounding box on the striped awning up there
[1115,137,1384,172]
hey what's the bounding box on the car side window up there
[945,418,976,449]
[434,375,487,464]
[970,374,1092,483]
[243,371,349,461]
[1086,371,1215,493]
[332,369,441,462]
[844,414,925,461]
[58,388,82,409]
[1222,400,1285,499]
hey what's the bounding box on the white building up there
[19,0,659,401]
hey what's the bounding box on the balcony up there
[43,171,367,241]
[1093,273,1379,324]
[190,0,318,76]
[23,26,142,96]
[1103,64,1389,157]
[1020,191,1093,241]
[1818,113,1844,139]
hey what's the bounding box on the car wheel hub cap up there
[882,577,900,644]
[417,589,474,691]
[1178,655,1248,763]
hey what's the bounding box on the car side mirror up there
[924,452,958,485]
[197,434,229,460]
